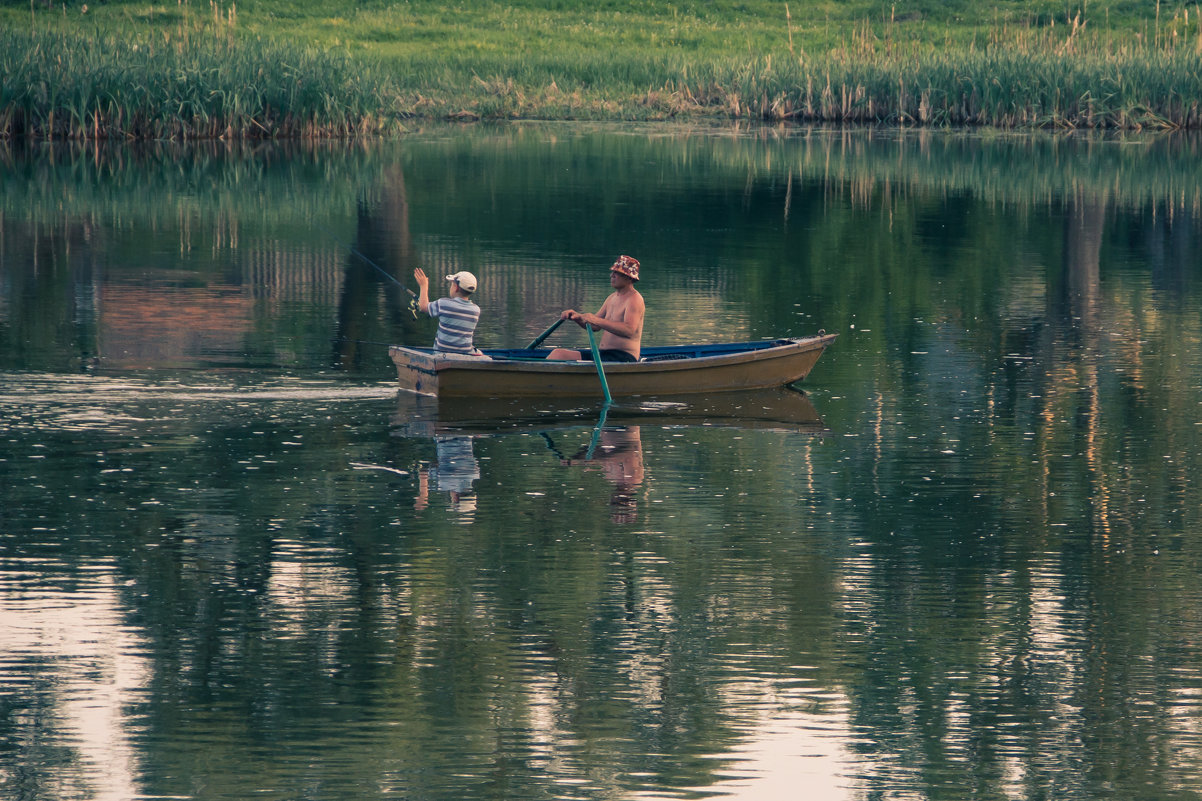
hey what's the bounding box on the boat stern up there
[389,346,440,396]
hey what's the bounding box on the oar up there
[526,318,565,349]
[585,323,613,405]
[526,316,611,403]
[539,431,567,461]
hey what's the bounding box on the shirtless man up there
[547,255,645,362]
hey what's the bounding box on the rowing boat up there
[388,333,837,398]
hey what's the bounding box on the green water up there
[1,123,1201,801]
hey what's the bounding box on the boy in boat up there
[547,255,644,362]
[414,268,487,358]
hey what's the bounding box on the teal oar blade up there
[527,318,565,349]
[585,323,612,405]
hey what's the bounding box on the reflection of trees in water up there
[5,130,1201,376]
[1021,200,1201,795]
[92,421,836,798]
[334,165,422,369]
[5,132,1202,799]
[0,216,101,371]
[1054,195,1109,537]
[836,194,1202,799]
[8,369,1199,799]
[1036,194,1198,543]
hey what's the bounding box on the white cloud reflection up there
[0,569,149,801]
[633,689,859,801]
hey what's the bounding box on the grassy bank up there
[3,0,1201,138]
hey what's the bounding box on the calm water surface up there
[2,124,1202,801]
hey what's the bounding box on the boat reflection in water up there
[391,387,827,523]
[390,386,828,437]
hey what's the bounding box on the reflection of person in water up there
[561,426,644,523]
[415,435,480,513]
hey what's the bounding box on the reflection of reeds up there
[3,127,1199,225]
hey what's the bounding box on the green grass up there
[2,0,1201,138]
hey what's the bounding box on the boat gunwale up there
[390,335,835,375]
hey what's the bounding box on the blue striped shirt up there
[427,297,480,354]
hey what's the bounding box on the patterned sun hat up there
[610,255,640,282]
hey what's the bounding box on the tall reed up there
[0,26,409,139]
[674,42,1202,128]
[3,5,1201,138]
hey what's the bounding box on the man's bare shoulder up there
[611,287,643,307]
[619,289,645,317]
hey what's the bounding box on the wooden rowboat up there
[388,333,836,398]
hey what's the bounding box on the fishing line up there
[332,336,397,349]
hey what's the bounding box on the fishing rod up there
[319,225,419,318]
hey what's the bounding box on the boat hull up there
[389,334,837,398]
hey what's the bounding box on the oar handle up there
[586,323,613,405]
[526,318,565,349]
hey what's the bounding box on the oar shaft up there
[586,323,612,405]
[526,318,565,349]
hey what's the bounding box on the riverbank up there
[4,0,1201,139]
